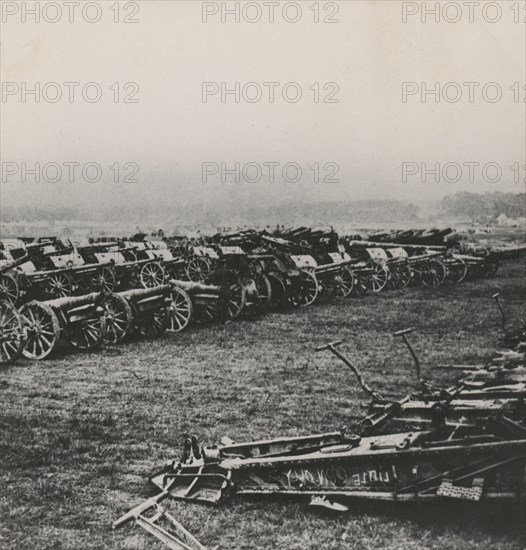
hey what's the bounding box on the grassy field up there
[1,261,525,550]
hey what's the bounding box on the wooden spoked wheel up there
[366,261,389,292]
[446,257,468,284]
[227,283,246,319]
[0,273,20,304]
[102,293,133,344]
[140,262,165,288]
[0,301,25,364]
[46,271,74,299]
[20,302,60,360]
[89,266,117,292]
[421,259,447,287]
[185,257,212,282]
[332,267,354,298]
[66,312,105,351]
[166,286,193,332]
[288,270,319,307]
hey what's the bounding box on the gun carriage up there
[115,413,526,549]
[345,241,449,288]
[179,239,267,315]
[213,245,271,314]
[77,241,166,290]
[19,292,105,360]
[183,245,220,282]
[317,327,525,431]
[170,279,245,324]
[211,231,313,309]
[0,239,117,304]
[148,240,187,279]
[102,284,194,343]
[262,234,365,302]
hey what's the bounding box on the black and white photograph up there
[1,1,525,548]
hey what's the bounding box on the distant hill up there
[441,192,526,222]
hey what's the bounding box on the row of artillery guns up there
[113,294,526,550]
[172,224,513,299]
[0,279,248,363]
[0,236,184,306]
[0,227,520,365]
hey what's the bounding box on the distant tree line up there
[1,200,421,226]
[441,192,526,221]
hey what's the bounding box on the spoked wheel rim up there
[46,272,74,299]
[0,274,20,304]
[366,261,389,292]
[166,286,193,332]
[90,266,116,292]
[140,262,165,288]
[288,270,319,307]
[20,302,60,360]
[447,257,468,284]
[267,273,287,309]
[67,314,105,350]
[102,293,133,344]
[333,267,354,298]
[0,301,25,364]
[227,283,246,319]
[185,257,212,282]
[421,260,447,287]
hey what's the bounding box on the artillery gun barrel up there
[42,246,75,257]
[346,240,447,251]
[77,241,120,251]
[118,284,172,301]
[24,240,54,251]
[247,254,277,261]
[315,259,354,274]
[170,279,221,294]
[45,292,103,310]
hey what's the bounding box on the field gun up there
[78,241,166,291]
[101,284,196,343]
[0,239,121,303]
[0,241,54,303]
[170,279,245,324]
[19,292,106,359]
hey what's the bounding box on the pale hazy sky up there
[1,0,524,212]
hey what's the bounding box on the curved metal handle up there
[315,340,342,352]
[393,328,412,337]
